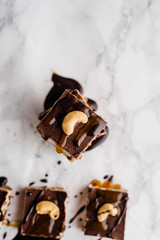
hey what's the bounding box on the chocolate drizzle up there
[44,73,83,110]
[69,205,85,224]
[22,188,45,225]
[87,99,98,111]
[3,232,7,239]
[0,177,8,186]
[108,196,128,237]
[86,126,109,151]
[40,179,48,183]
[74,115,105,147]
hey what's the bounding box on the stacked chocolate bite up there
[0,177,12,227]
[37,73,108,161]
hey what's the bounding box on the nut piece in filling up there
[37,89,107,162]
[84,177,128,240]
[20,186,67,239]
[0,177,12,228]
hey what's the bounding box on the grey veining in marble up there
[0,0,160,239]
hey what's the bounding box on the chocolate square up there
[37,89,107,161]
[0,186,12,226]
[20,187,67,239]
[84,185,128,240]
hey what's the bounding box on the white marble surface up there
[0,0,160,239]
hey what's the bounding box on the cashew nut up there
[36,201,60,220]
[62,111,88,135]
[97,203,118,222]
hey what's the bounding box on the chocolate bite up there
[37,89,107,161]
[0,178,12,227]
[84,179,128,240]
[20,187,67,239]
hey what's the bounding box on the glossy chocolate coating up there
[86,126,109,151]
[37,90,107,160]
[44,73,83,110]
[87,99,98,111]
[0,177,8,186]
[85,187,128,239]
[20,187,67,239]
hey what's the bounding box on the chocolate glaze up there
[69,205,85,224]
[85,187,128,239]
[44,73,84,110]
[108,175,113,182]
[86,126,109,151]
[87,99,98,111]
[108,196,128,238]
[0,177,8,186]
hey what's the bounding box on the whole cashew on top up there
[62,111,88,135]
[97,203,118,222]
[36,201,60,220]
